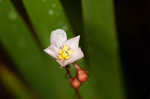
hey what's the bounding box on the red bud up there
[77,69,88,83]
[71,78,81,89]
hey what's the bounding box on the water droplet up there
[52,3,56,8]
[42,0,46,3]
[48,10,53,15]
[8,10,17,20]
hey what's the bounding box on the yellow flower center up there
[58,45,72,60]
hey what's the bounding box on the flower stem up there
[73,63,80,69]
[74,88,81,99]
[65,66,82,99]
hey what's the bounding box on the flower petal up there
[44,45,58,58]
[50,29,67,48]
[56,48,84,67]
[64,35,80,49]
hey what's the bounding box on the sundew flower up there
[44,29,88,89]
[44,29,84,67]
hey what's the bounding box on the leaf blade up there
[81,0,126,99]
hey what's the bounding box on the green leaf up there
[0,0,73,98]
[22,0,73,47]
[81,0,126,99]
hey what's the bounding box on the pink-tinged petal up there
[44,45,59,58]
[50,29,67,48]
[56,59,65,67]
[64,35,80,49]
[56,48,84,67]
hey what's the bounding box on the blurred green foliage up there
[0,65,33,99]
[0,0,125,99]
[82,0,125,99]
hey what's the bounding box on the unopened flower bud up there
[77,69,88,83]
[71,78,81,89]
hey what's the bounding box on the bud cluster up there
[70,63,88,89]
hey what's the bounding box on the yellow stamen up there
[62,52,67,57]
[59,49,63,54]
[65,56,70,59]
[58,55,64,60]
[67,49,72,55]
[63,45,69,51]
[57,45,72,60]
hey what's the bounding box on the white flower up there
[44,29,84,67]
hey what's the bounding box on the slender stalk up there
[65,66,81,99]
[74,88,81,99]
[72,63,81,70]
[65,66,72,78]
